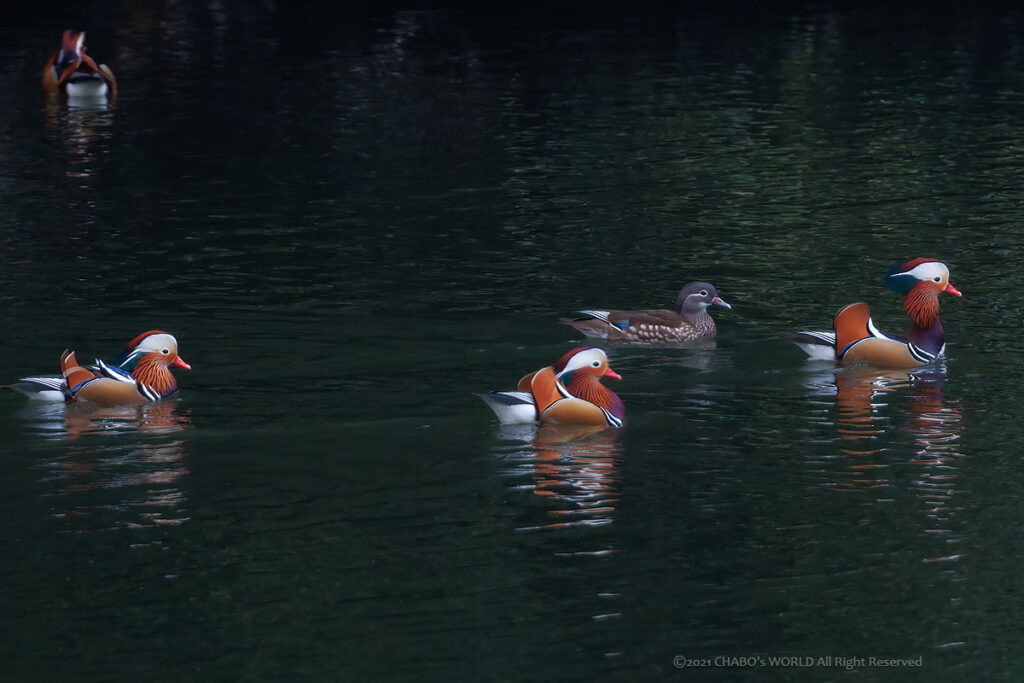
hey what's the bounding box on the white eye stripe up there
[562,349,610,373]
[904,262,948,282]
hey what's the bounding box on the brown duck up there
[560,281,731,342]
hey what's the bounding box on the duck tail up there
[60,350,96,392]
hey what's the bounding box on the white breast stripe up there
[600,407,623,428]
[866,317,900,341]
[907,344,935,364]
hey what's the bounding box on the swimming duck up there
[560,281,731,342]
[478,347,625,427]
[10,331,190,404]
[788,258,961,368]
[42,30,117,99]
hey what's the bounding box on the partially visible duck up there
[10,331,190,405]
[560,281,731,342]
[42,30,117,99]
[478,347,625,427]
[788,258,961,368]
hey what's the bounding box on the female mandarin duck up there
[478,347,625,427]
[560,281,731,342]
[10,331,190,405]
[788,258,961,368]
[42,30,117,98]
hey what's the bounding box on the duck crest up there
[899,257,939,271]
[554,346,592,373]
[115,329,170,367]
[126,329,170,349]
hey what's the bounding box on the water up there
[2,2,1024,680]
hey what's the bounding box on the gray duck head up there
[674,281,731,321]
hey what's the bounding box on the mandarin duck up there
[788,258,961,368]
[9,331,190,405]
[42,30,117,98]
[478,347,625,428]
[560,281,731,342]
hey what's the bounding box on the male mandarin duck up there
[788,258,961,368]
[10,331,190,405]
[478,347,625,427]
[42,30,117,98]
[560,281,731,342]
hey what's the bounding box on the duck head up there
[674,281,731,316]
[554,346,621,383]
[115,330,191,371]
[55,30,84,73]
[884,258,962,328]
[552,346,625,420]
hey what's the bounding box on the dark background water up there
[2,1,1023,680]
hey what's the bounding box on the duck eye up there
[933,276,942,283]
[700,290,708,297]
[161,348,170,355]
[592,360,601,367]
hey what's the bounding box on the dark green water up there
[2,3,1024,680]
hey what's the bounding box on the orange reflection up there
[834,367,888,448]
[830,365,961,460]
[59,400,192,440]
[506,424,622,534]
[814,365,963,531]
[25,401,193,532]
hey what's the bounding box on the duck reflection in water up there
[805,364,963,525]
[44,93,114,180]
[25,401,192,532]
[500,424,623,535]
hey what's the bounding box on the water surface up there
[2,3,1024,681]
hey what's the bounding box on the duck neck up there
[132,357,179,397]
[676,296,714,330]
[564,373,625,419]
[903,285,941,329]
[909,317,946,356]
[903,286,945,354]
